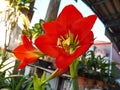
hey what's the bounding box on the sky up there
[31,0,110,42]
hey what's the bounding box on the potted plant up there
[78,48,116,89]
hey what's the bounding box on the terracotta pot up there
[78,77,86,90]
[97,80,104,88]
[85,78,95,89]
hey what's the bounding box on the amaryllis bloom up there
[35,4,97,68]
[13,34,43,69]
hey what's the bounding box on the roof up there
[94,40,111,45]
[82,0,120,53]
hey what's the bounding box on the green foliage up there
[33,72,47,90]
[0,48,33,89]
[33,74,41,90]
[23,19,45,39]
[0,74,33,90]
[9,0,33,10]
[33,72,53,90]
[78,48,116,83]
[21,0,34,4]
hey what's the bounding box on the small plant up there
[78,48,116,83]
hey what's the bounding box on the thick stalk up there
[72,77,79,90]
[70,58,79,90]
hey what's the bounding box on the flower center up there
[57,31,80,54]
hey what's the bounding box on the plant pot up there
[85,78,96,89]
[78,77,86,90]
[96,80,105,88]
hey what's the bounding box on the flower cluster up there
[13,4,97,70]
[13,4,97,89]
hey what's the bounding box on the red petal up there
[71,15,97,35]
[22,34,34,51]
[35,35,60,58]
[13,45,28,60]
[13,45,38,61]
[57,4,83,28]
[43,21,62,35]
[18,58,38,69]
[55,55,75,68]
[18,60,27,69]
[73,31,94,58]
[43,21,67,40]
[80,31,94,44]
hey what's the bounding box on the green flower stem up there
[70,58,79,90]
[72,77,79,90]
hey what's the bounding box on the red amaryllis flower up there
[13,34,43,69]
[35,4,97,68]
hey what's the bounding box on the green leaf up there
[15,76,26,90]
[40,72,46,90]
[33,72,47,90]
[40,72,46,82]
[33,74,41,90]
[25,81,33,90]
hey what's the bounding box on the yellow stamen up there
[57,31,80,54]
